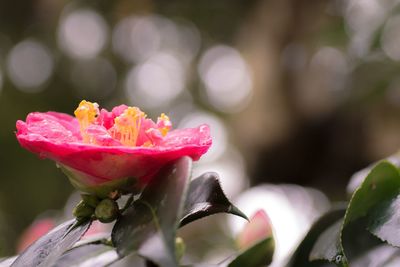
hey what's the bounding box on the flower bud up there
[73,200,95,222]
[237,209,273,250]
[95,198,119,223]
[81,194,100,208]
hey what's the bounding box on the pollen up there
[157,113,172,137]
[74,100,99,143]
[112,107,145,146]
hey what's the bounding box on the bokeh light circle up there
[198,45,253,113]
[58,9,108,59]
[7,39,54,92]
[113,16,162,63]
[125,52,185,109]
[113,15,201,64]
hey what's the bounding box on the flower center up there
[112,107,145,147]
[74,100,173,147]
[158,113,172,137]
[74,100,99,143]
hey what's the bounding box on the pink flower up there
[16,101,212,196]
[17,218,109,252]
[237,210,273,250]
[17,218,55,252]
[82,220,109,239]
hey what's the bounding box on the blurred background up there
[1,0,400,265]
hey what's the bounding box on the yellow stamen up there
[74,100,99,143]
[112,107,145,146]
[143,141,154,147]
[158,113,171,137]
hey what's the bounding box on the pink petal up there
[111,105,129,117]
[16,110,212,189]
[85,124,121,146]
[237,210,273,250]
[96,109,115,129]
[17,112,80,143]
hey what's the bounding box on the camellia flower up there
[16,101,211,196]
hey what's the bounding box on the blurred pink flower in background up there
[17,218,55,252]
[237,209,273,250]
[17,217,108,253]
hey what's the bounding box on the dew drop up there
[335,254,343,264]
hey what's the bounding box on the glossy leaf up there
[11,219,91,267]
[112,157,192,267]
[367,195,400,246]
[0,257,17,267]
[309,161,400,266]
[347,155,400,195]
[341,218,382,261]
[309,219,343,263]
[54,244,117,267]
[344,161,400,225]
[180,172,247,227]
[287,207,345,267]
[227,237,274,267]
[310,217,383,266]
[351,245,400,267]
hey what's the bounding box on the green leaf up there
[309,161,400,265]
[287,207,345,267]
[54,244,117,267]
[310,217,383,266]
[351,245,400,267]
[344,161,400,225]
[180,172,247,227]
[112,157,192,267]
[11,219,91,267]
[348,155,400,192]
[367,195,400,246]
[341,218,382,261]
[227,237,274,267]
[309,219,343,263]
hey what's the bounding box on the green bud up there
[73,200,94,222]
[175,237,185,261]
[95,198,119,223]
[81,194,100,208]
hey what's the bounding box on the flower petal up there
[16,108,212,192]
[17,112,80,143]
